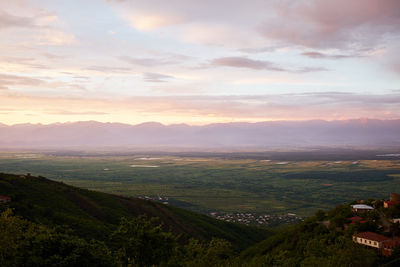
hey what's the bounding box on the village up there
[138,195,169,205]
[345,193,400,257]
[209,212,304,226]
[136,195,304,226]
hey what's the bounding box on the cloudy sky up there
[1,0,399,125]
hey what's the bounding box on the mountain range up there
[0,119,399,149]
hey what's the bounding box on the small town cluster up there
[138,195,169,205]
[351,193,400,257]
[209,212,304,226]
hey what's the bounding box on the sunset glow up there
[1,0,400,125]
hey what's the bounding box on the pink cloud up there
[209,57,327,73]
[143,72,174,82]
[210,57,285,71]
[0,10,36,29]
[301,51,356,59]
[259,0,400,49]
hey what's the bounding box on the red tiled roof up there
[383,238,400,249]
[0,195,11,200]
[348,216,368,224]
[349,216,363,222]
[356,232,390,242]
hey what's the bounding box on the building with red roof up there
[352,232,390,249]
[384,193,400,208]
[382,238,400,257]
[353,232,400,256]
[384,200,397,208]
[348,216,367,224]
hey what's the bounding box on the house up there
[348,216,367,224]
[353,232,400,256]
[382,238,400,256]
[352,232,389,249]
[384,201,397,208]
[351,204,374,213]
[0,195,11,204]
[383,193,400,208]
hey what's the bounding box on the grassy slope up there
[0,172,270,250]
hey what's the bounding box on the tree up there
[315,210,326,221]
[110,216,178,266]
[0,209,115,267]
[183,238,234,267]
[0,208,27,266]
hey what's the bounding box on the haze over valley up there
[1,119,399,149]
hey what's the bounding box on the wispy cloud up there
[0,10,36,29]
[258,0,400,50]
[0,73,46,89]
[85,66,132,73]
[0,56,48,69]
[45,110,109,115]
[209,57,328,73]
[0,2,76,46]
[295,66,329,73]
[210,57,285,71]
[0,73,86,92]
[119,56,179,66]
[143,72,174,82]
[301,51,358,59]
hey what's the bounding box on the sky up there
[0,0,399,125]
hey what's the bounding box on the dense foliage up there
[2,172,400,266]
[241,219,378,266]
[4,205,400,266]
[0,172,269,250]
[0,209,237,266]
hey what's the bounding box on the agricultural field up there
[0,150,400,217]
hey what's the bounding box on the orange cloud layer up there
[1,92,399,125]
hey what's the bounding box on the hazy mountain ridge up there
[0,119,399,148]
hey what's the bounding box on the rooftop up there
[383,238,400,248]
[355,232,390,242]
[351,204,374,210]
[349,216,367,224]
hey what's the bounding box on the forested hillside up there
[2,172,400,266]
[0,173,269,249]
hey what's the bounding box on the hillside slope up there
[0,173,269,249]
[239,203,400,266]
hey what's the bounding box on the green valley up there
[0,151,399,218]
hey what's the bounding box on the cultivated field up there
[0,150,399,217]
